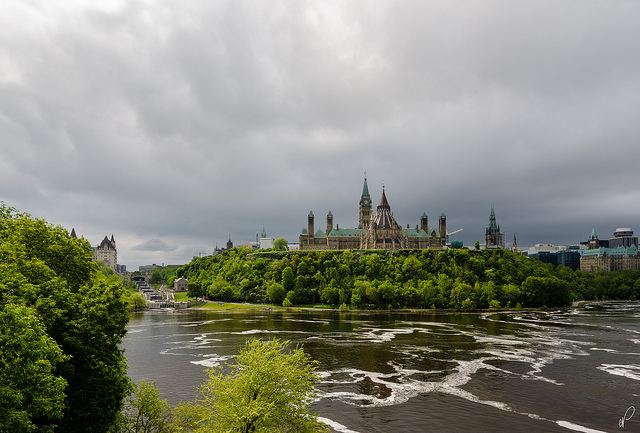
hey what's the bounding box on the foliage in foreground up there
[113,339,328,433]
[0,202,130,432]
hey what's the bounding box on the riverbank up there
[170,299,585,315]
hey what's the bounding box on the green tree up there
[132,293,146,309]
[187,281,203,298]
[273,238,289,251]
[282,266,295,291]
[0,304,68,432]
[188,338,328,432]
[150,268,163,284]
[110,381,173,433]
[0,208,130,432]
[266,281,286,305]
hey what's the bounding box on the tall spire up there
[362,172,370,198]
[488,206,499,233]
[378,185,390,209]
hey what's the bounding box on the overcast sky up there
[2,1,639,269]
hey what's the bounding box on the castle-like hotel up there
[299,177,447,251]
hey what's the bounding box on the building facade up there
[299,177,447,251]
[174,277,188,291]
[93,235,117,272]
[485,207,504,248]
[580,228,640,272]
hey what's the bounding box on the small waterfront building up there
[174,277,188,292]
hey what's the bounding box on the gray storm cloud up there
[1,0,639,268]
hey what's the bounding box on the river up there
[122,302,640,432]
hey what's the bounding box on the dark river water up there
[122,302,640,432]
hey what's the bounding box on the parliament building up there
[299,177,447,251]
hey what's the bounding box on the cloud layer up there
[2,1,639,268]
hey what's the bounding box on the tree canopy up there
[272,238,288,251]
[177,246,640,309]
[0,202,130,432]
[183,338,328,433]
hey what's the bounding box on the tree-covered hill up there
[178,247,640,310]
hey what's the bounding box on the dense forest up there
[178,247,640,310]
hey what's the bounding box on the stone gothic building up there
[93,234,118,272]
[299,177,446,251]
[485,207,504,248]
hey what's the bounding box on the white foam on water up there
[190,354,234,368]
[556,420,609,432]
[354,327,419,343]
[181,318,233,327]
[590,348,616,353]
[597,364,640,381]
[287,319,331,325]
[229,329,307,336]
[317,417,362,433]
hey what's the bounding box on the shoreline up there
[136,299,606,315]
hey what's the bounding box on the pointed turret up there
[378,186,390,210]
[70,228,77,238]
[372,186,399,230]
[587,228,600,250]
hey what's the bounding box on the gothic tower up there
[358,175,372,229]
[439,212,447,244]
[326,211,333,235]
[307,211,315,239]
[420,212,428,233]
[587,228,600,250]
[486,206,502,248]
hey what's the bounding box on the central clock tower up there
[358,175,372,229]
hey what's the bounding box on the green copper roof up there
[590,228,598,239]
[308,211,314,217]
[422,212,427,218]
[402,228,431,237]
[487,207,499,233]
[314,229,327,238]
[441,212,446,218]
[362,177,370,198]
[328,211,332,217]
[328,228,365,237]
[301,228,307,235]
[583,244,638,257]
